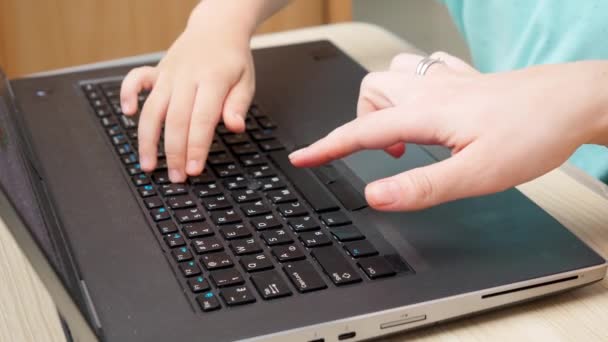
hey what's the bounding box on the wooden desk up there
[1,23,607,342]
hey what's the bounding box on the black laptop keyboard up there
[81,79,405,312]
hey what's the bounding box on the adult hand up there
[289,52,608,211]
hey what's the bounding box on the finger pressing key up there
[186,81,230,176]
[138,76,171,172]
[164,81,197,182]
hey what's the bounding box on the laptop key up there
[101,116,118,127]
[150,207,170,221]
[223,133,250,145]
[167,195,196,209]
[250,129,275,141]
[201,195,232,211]
[311,247,362,286]
[196,183,222,197]
[344,240,378,258]
[256,116,276,129]
[267,188,297,204]
[207,153,235,166]
[299,231,332,248]
[220,285,256,306]
[197,292,221,312]
[208,141,226,154]
[251,270,292,300]
[241,201,272,217]
[211,268,245,288]
[272,244,306,262]
[165,233,186,248]
[320,211,351,227]
[172,246,193,262]
[127,163,142,176]
[277,202,308,217]
[233,189,261,203]
[179,260,202,277]
[240,154,267,167]
[283,261,327,293]
[106,124,121,136]
[174,207,205,223]
[191,236,223,254]
[259,176,285,191]
[211,209,242,225]
[201,252,234,270]
[144,196,163,209]
[214,164,242,178]
[245,118,259,131]
[160,184,188,197]
[288,216,319,232]
[268,150,339,213]
[358,256,396,279]
[259,139,284,152]
[330,225,364,242]
[188,276,210,293]
[188,171,215,185]
[121,153,138,165]
[117,143,133,155]
[182,222,214,238]
[240,253,274,272]
[261,229,293,246]
[157,221,177,235]
[231,143,258,156]
[138,184,156,197]
[132,174,150,186]
[230,238,263,255]
[152,170,170,184]
[223,176,248,190]
[251,214,282,231]
[248,165,276,178]
[219,223,251,240]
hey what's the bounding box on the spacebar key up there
[311,247,361,285]
[268,150,339,212]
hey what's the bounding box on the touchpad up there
[341,144,438,184]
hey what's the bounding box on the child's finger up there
[121,66,158,115]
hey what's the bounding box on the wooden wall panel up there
[0,0,351,78]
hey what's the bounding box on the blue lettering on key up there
[159,208,166,213]
[144,185,153,190]
[197,276,204,282]
[353,249,360,256]
[204,292,214,298]
[180,247,187,253]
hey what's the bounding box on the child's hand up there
[120,19,254,182]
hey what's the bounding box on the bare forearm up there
[188,0,291,37]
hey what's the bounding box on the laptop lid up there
[0,68,98,341]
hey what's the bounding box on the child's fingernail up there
[186,160,202,174]
[140,156,152,170]
[169,168,184,183]
[121,101,131,113]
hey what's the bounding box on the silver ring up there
[415,56,444,76]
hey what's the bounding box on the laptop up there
[0,40,605,342]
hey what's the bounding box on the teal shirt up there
[441,0,608,182]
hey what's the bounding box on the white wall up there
[353,0,471,61]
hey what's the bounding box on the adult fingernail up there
[366,180,401,206]
[186,160,202,174]
[169,168,184,183]
[288,148,306,160]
